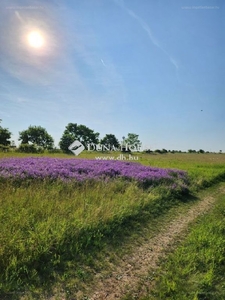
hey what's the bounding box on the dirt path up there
[83,186,225,299]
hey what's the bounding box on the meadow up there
[0,151,225,299]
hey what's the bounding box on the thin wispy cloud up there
[15,11,24,24]
[101,59,107,67]
[113,0,180,76]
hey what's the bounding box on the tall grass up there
[147,185,225,299]
[0,178,180,296]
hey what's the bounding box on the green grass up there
[0,178,182,298]
[137,153,225,190]
[144,184,225,300]
[0,152,225,299]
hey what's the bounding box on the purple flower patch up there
[0,157,188,188]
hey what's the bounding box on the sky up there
[0,0,224,152]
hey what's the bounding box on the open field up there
[0,152,225,299]
[1,151,225,188]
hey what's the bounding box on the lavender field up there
[0,157,188,191]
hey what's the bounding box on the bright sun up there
[27,31,44,48]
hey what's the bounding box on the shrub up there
[47,148,63,154]
[16,144,44,153]
[0,144,10,152]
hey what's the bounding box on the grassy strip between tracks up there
[143,184,225,300]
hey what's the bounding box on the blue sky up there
[0,0,224,151]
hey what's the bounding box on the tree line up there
[0,120,141,153]
[0,120,222,154]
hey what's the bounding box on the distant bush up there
[188,149,197,153]
[161,148,168,153]
[154,149,162,154]
[145,149,152,154]
[16,143,44,153]
[198,149,205,153]
[47,148,63,154]
[0,144,10,152]
[154,149,168,154]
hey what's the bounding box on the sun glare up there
[27,31,44,48]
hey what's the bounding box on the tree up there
[18,126,54,149]
[59,133,74,153]
[0,120,11,146]
[100,134,120,149]
[188,149,196,153]
[161,148,168,153]
[155,149,162,154]
[124,133,141,150]
[59,123,99,153]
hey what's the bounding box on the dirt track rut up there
[85,186,224,299]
